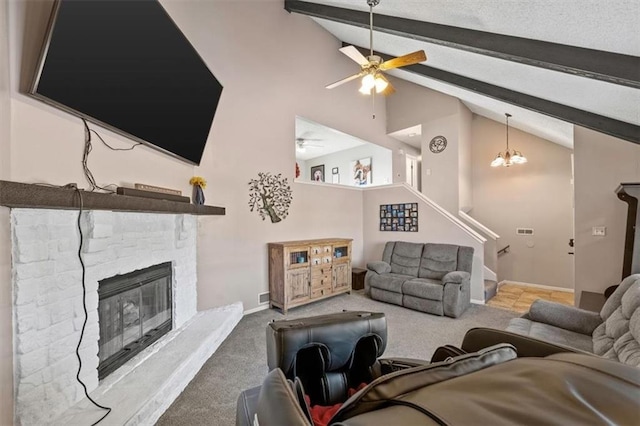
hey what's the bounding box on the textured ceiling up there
[299,1,640,149]
[308,0,640,55]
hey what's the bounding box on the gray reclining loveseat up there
[365,241,474,318]
[503,273,640,367]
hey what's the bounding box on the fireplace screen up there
[98,262,172,379]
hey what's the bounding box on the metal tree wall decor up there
[248,172,293,223]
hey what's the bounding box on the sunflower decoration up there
[189,176,207,188]
[189,176,207,205]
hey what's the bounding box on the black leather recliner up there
[237,315,640,426]
[266,311,388,406]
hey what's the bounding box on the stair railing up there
[497,245,510,256]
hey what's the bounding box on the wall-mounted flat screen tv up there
[30,0,223,165]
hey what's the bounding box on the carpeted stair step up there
[484,280,498,302]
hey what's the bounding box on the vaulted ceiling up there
[285,0,640,149]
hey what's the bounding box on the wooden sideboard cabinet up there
[268,238,353,314]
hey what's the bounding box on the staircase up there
[484,279,498,301]
[459,211,501,303]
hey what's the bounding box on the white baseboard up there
[244,304,270,315]
[498,280,574,293]
[471,298,485,305]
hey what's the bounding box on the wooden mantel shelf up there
[0,180,225,216]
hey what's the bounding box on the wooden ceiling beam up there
[285,0,640,89]
[353,44,640,144]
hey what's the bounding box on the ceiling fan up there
[296,137,324,153]
[326,0,427,97]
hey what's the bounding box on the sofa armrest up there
[442,271,470,285]
[528,300,602,335]
[367,261,391,274]
[461,327,591,358]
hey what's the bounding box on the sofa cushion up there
[418,244,459,279]
[402,278,443,300]
[592,279,640,366]
[599,274,639,320]
[389,242,423,276]
[403,295,444,316]
[369,273,412,293]
[456,245,474,274]
[507,318,593,353]
[371,288,403,306]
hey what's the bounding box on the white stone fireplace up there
[11,207,240,425]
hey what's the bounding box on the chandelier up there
[491,113,527,167]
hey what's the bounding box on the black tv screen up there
[30,0,223,165]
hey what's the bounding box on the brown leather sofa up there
[237,316,640,426]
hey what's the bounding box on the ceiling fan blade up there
[339,45,370,66]
[326,72,363,89]
[380,50,427,71]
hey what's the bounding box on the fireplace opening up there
[98,262,173,380]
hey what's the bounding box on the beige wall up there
[421,114,459,213]
[198,182,364,310]
[574,126,640,295]
[0,0,13,423]
[362,185,485,302]
[470,115,574,289]
[458,104,473,212]
[6,0,405,318]
[385,78,459,134]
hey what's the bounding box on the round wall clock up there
[429,136,447,153]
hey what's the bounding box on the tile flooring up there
[487,283,575,313]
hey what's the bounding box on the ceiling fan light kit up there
[491,113,528,167]
[326,0,426,101]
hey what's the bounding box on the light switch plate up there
[592,226,606,236]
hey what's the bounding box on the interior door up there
[406,154,419,190]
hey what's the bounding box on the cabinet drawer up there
[311,286,331,299]
[311,265,332,276]
[310,256,332,266]
[311,275,331,288]
[310,256,323,266]
[310,246,322,256]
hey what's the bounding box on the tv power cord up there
[74,188,112,425]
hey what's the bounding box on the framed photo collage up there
[379,203,418,232]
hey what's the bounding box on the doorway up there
[406,154,419,191]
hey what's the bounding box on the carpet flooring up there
[157,291,518,426]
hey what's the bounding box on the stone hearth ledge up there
[0,180,225,215]
[52,302,244,425]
